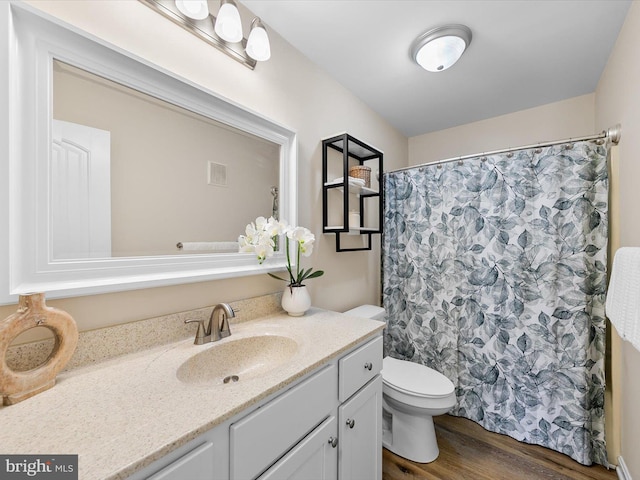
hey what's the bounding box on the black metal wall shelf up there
[322,133,383,252]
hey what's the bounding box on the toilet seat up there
[382,356,454,398]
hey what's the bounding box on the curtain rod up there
[389,123,621,174]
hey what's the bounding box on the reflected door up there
[51,120,111,259]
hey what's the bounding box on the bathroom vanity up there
[0,309,384,480]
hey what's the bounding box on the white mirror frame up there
[0,2,297,305]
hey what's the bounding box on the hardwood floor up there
[382,415,617,480]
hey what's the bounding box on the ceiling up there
[241,0,631,137]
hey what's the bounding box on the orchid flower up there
[239,216,324,285]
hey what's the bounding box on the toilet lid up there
[382,356,454,398]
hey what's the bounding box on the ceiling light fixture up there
[139,0,271,69]
[411,24,472,72]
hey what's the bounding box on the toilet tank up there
[344,305,386,320]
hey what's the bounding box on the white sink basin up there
[176,335,298,385]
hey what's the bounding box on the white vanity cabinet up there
[258,416,338,480]
[230,365,338,479]
[130,334,382,480]
[256,336,383,480]
[338,376,382,480]
[337,335,383,480]
[147,443,216,480]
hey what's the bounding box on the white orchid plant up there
[238,216,324,287]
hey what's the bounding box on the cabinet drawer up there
[339,336,382,402]
[230,365,338,480]
[147,442,214,480]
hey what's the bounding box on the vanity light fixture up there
[215,0,243,43]
[174,0,209,20]
[411,24,472,72]
[246,18,271,61]
[139,0,271,69]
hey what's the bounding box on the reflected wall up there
[53,61,279,258]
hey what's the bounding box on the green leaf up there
[267,273,288,282]
[306,270,324,279]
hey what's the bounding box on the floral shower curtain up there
[382,141,609,466]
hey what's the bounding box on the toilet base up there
[381,400,439,463]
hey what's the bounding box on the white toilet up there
[345,305,456,463]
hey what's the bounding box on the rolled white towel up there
[332,176,366,186]
[177,241,239,252]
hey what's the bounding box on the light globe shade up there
[246,20,271,61]
[215,0,243,43]
[412,25,472,72]
[415,36,466,72]
[174,0,209,20]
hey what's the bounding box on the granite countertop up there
[0,308,384,480]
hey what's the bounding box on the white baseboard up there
[617,456,632,480]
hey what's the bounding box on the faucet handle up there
[185,319,207,345]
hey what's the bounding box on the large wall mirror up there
[0,2,297,304]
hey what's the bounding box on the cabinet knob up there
[346,419,355,429]
[328,436,338,448]
[364,362,373,371]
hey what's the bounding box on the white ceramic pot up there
[281,285,311,317]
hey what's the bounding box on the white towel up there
[178,242,239,252]
[332,176,366,187]
[606,247,640,352]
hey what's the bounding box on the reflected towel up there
[606,247,640,352]
[177,242,239,252]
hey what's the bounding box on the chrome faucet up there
[209,303,234,341]
[185,303,235,345]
